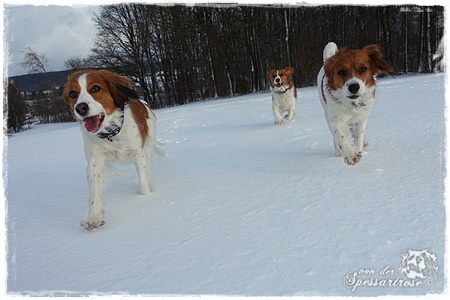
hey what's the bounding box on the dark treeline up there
[87,4,444,109]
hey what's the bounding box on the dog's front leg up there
[82,155,106,230]
[134,151,151,195]
[286,105,296,122]
[273,105,284,125]
[352,120,369,153]
[331,123,361,165]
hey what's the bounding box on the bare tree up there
[18,46,72,123]
[19,46,49,74]
[64,56,97,70]
[19,46,56,88]
[5,80,29,133]
[88,4,444,108]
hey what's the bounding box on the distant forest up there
[6,4,445,131]
[82,4,444,109]
[10,71,69,93]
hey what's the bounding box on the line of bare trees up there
[79,4,443,109]
[20,47,73,124]
[6,47,73,132]
[6,4,444,132]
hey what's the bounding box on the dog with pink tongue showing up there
[63,69,161,230]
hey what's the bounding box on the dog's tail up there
[323,42,338,63]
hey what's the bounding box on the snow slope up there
[4,73,447,296]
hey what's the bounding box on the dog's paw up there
[138,179,153,194]
[81,219,105,230]
[139,186,151,195]
[284,114,295,122]
[334,148,342,157]
[345,153,362,165]
[274,120,283,125]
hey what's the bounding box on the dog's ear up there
[364,44,394,75]
[99,70,139,107]
[284,66,294,76]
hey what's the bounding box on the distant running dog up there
[317,42,393,165]
[267,67,297,125]
[63,69,160,230]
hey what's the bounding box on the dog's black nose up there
[348,83,360,94]
[75,102,89,116]
[275,77,281,83]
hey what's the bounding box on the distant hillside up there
[8,70,70,93]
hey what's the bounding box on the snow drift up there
[4,73,446,296]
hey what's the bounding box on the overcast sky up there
[3,0,446,77]
[1,0,276,77]
[4,4,100,77]
[2,0,207,77]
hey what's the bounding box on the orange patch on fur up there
[129,100,150,146]
[63,69,138,117]
[325,49,374,91]
[85,72,119,115]
[267,66,295,89]
[324,45,393,91]
[63,70,85,113]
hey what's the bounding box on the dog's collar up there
[275,89,288,94]
[274,86,289,94]
[97,108,124,142]
[351,101,366,108]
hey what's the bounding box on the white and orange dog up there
[267,67,297,125]
[318,42,393,165]
[63,69,160,230]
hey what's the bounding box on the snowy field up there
[4,73,447,297]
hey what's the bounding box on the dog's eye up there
[69,91,78,99]
[360,67,368,73]
[272,75,277,78]
[91,85,101,93]
[338,70,347,76]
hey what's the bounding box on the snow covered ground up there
[3,73,447,297]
